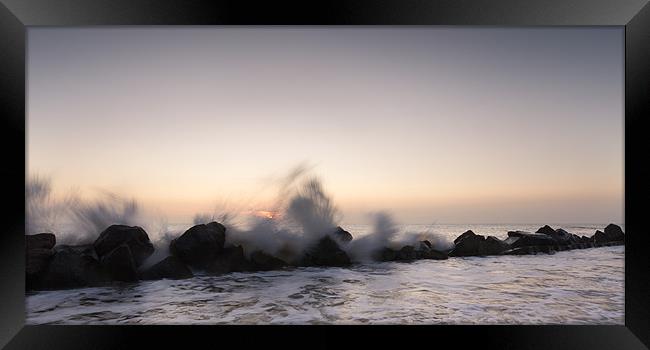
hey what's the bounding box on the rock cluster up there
[25,222,624,291]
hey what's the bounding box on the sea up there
[25,223,624,324]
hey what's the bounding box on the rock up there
[170,222,226,268]
[26,234,57,288]
[302,236,351,267]
[100,244,138,282]
[449,231,486,257]
[503,245,554,255]
[420,240,433,250]
[94,225,154,267]
[205,245,252,274]
[35,245,110,290]
[454,230,476,245]
[419,248,449,260]
[26,233,56,250]
[332,226,353,242]
[604,224,625,242]
[396,245,417,261]
[482,236,508,255]
[250,251,288,271]
[580,235,591,243]
[535,225,556,236]
[376,247,397,261]
[506,231,556,248]
[140,256,193,280]
[593,230,608,244]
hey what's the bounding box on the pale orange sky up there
[27,27,624,224]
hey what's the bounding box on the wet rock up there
[604,224,625,242]
[205,245,252,274]
[140,256,193,280]
[482,236,508,255]
[376,247,398,261]
[503,245,555,255]
[302,236,351,267]
[26,233,56,250]
[535,225,556,236]
[415,240,449,260]
[170,222,226,268]
[593,230,608,244]
[332,226,353,243]
[506,231,556,248]
[250,251,288,271]
[94,225,154,267]
[396,245,417,261]
[35,245,110,290]
[100,244,138,282]
[449,231,486,257]
[26,233,57,288]
[454,230,476,245]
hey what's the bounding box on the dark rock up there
[332,226,353,242]
[26,233,56,250]
[420,240,433,250]
[35,245,110,290]
[604,224,625,242]
[454,230,476,244]
[580,235,591,243]
[250,251,288,271]
[593,230,608,244]
[535,225,556,235]
[302,236,351,267]
[170,222,226,268]
[26,234,57,288]
[140,256,193,280]
[376,247,397,261]
[205,245,252,274]
[100,244,138,282]
[396,245,417,261]
[481,236,508,255]
[449,231,486,257]
[506,231,556,248]
[94,225,154,267]
[419,247,449,260]
[504,245,554,255]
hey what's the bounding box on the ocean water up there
[25,223,624,324]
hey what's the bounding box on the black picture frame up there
[1,0,649,349]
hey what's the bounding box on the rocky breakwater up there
[448,224,624,258]
[25,222,624,291]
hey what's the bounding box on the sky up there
[27,27,624,224]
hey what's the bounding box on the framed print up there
[1,0,649,349]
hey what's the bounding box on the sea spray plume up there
[285,177,340,240]
[25,174,77,235]
[67,191,141,244]
[346,212,399,262]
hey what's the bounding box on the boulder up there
[94,225,154,267]
[250,251,288,271]
[376,247,397,262]
[26,233,57,288]
[205,245,252,274]
[415,240,448,260]
[170,222,226,268]
[449,231,486,257]
[35,245,110,290]
[302,236,351,267]
[100,244,138,282]
[332,226,353,243]
[604,224,625,242]
[482,236,508,255]
[454,230,476,244]
[593,230,608,244]
[506,231,556,248]
[396,245,417,261]
[535,225,556,236]
[140,256,193,280]
[26,233,56,250]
